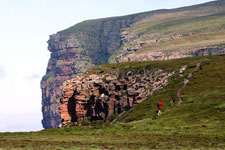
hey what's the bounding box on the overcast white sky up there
[0,0,213,132]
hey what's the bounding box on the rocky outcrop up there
[41,34,94,128]
[57,69,174,127]
[41,16,147,128]
[116,46,225,62]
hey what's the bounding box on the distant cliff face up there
[41,0,225,128]
[41,17,139,128]
[41,34,92,128]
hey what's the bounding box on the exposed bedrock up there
[116,46,225,63]
[41,19,136,128]
[57,69,174,127]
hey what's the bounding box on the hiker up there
[157,101,163,115]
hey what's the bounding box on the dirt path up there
[111,111,127,124]
[112,58,208,123]
[176,58,208,106]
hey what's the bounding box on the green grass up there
[1,55,225,149]
[135,12,225,36]
[138,30,225,53]
[46,73,55,86]
[56,61,66,66]
[117,4,225,56]
[86,55,199,76]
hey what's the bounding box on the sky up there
[0,0,213,132]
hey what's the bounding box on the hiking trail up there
[177,58,209,106]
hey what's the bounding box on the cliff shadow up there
[68,92,77,122]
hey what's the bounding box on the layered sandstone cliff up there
[41,34,94,128]
[57,68,174,127]
[41,17,141,128]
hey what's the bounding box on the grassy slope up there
[118,1,225,54]
[1,55,225,150]
[136,13,225,53]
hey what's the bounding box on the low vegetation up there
[112,1,225,60]
[1,55,225,149]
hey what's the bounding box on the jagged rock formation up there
[41,0,225,128]
[41,34,93,128]
[57,69,174,127]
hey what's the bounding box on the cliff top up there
[59,0,225,36]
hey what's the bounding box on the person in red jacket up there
[157,101,163,115]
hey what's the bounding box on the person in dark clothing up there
[157,101,163,115]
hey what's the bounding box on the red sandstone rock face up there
[58,70,174,127]
[41,34,94,128]
[41,17,134,128]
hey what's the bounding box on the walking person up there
[157,101,163,115]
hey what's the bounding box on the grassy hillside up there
[135,12,225,53]
[1,55,225,149]
[56,0,225,64]
[109,0,225,62]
